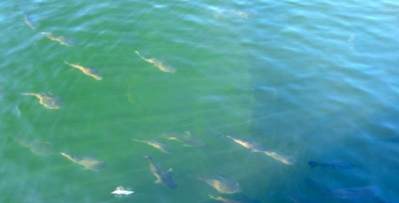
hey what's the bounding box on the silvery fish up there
[164,131,204,147]
[23,14,35,30]
[209,195,241,203]
[132,139,168,153]
[60,152,102,171]
[135,50,176,73]
[201,176,240,194]
[144,155,176,189]
[22,92,61,110]
[262,150,293,165]
[64,61,102,80]
[227,136,293,165]
[111,186,134,196]
[226,136,263,152]
[41,32,71,46]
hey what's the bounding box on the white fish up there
[64,61,102,80]
[60,152,102,171]
[111,186,134,196]
[135,50,176,73]
[132,139,168,153]
[41,32,71,46]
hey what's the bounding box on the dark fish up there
[144,155,176,189]
[332,186,387,202]
[308,161,354,170]
[306,178,388,203]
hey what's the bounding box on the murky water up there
[1,1,399,202]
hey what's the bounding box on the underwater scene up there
[1,0,399,202]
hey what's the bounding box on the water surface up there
[1,0,399,202]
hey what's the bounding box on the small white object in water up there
[111,186,134,196]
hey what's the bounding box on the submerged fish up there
[227,136,293,165]
[164,131,204,147]
[262,151,293,165]
[111,186,134,196]
[22,92,60,110]
[201,176,240,194]
[135,50,176,73]
[41,32,71,46]
[332,186,385,202]
[209,195,241,203]
[23,14,35,30]
[144,155,176,188]
[60,152,102,171]
[308,160,354,169]
[132,139,168,153]
[306,178,387,203]
[16,138,52,156]
[226,136,262,152]
[64,61,102,80]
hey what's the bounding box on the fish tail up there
[132,139,144,143]
[226,135,233,140]
[208,195,217,200]
[64,60,73,66]
[21,92,35,96]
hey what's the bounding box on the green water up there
[1,1,399,202]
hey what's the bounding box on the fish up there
[306,178,387,203]
[23,14,35,30]
[111,186,134,196]
[262,150,293,165]
[226,136,262,152]
[135,50,176,73]
[227,136,293,165]
[132,139,168,153]
[201,176,240,194]
[164,131,204,147]
[15,138,52,156]
[209,195,241,203]
[308,160,354,169]
[60,152,102,171]
[332,186,386,202]
[144,155,177,188]
[64,61,102,80]
[22,92,61,110]
[40,32,71,46]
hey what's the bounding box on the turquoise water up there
[1,0,399,202]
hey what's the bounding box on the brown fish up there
[64,61,102,80]
[135,50,176,73]
[22,92,60,110]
